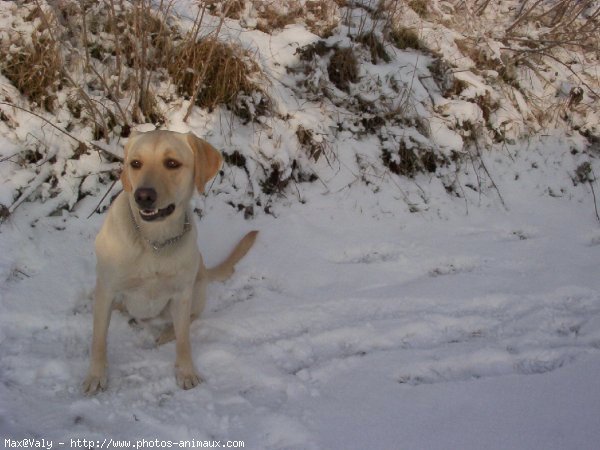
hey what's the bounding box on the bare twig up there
[108,0,122,100]
[0,102,122,161]
[503,48,600,100]
[79,0,91,67]
[183,1,232,122]
[475,0,493,16]
[9,165,52,214]
[506,0,545,34]
[472,129,508,210]
[591,181,600,223]
[591,169,600,223]
[33,0,111,138]
[86,62,129,127]
[87,178,119,218]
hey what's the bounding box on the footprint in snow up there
[587,232,600,247]
[504,228,538,241]
[333,245,402,264]
[428,258,479,277]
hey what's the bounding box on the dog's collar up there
[129,205,191,252]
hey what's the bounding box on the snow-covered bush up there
[0,0,598,222]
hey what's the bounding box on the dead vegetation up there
[260,163,291,195]
[328,47,359,91]
[408,0,428,18]
[1,0,598,219]
[0,0,273,218]
[382,144,441,178]
[503,0,599,53]
[437,0,599,150]
[254,0,303,33]
[170,38,266,114]
[356,32,391,64]
[0,0,271,131]
[296,125,327,162]
[305,0,339,36]
[388,26,422,50]
[0,33,62,112]
[252,0,338,36]
[449,1,599,94]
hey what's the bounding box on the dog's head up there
[121,130,222,222]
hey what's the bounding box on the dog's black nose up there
[134,187,157,209]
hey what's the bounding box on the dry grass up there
[441,0,599,134]
[409,0,428,18]
[297,40,331,61]
[2,3,192,132]
[356,32,391,64]
[254,1,303,33]
[2,0,270,127]
[455,38,501,71]
[207,0,246,19]
[99,2,176,123]
[15,0,177,128]
[260,163,291,195]
[328,47,359,91]
[388,26,422,50]
[0,204,10,224]
[0,16,62,111]
[449,1,599,75]
[112,8,175,70]
[253,0,338,37]
[169,38,265,113]
[296,125,326,161]
[382,144,438,178]
[305,0,339,37]
[506,0,599,50]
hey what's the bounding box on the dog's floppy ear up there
[187,133,223,193]
[120,132,141,192]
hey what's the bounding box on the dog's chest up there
[118,263,190,320]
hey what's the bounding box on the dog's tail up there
[207,231,259,282]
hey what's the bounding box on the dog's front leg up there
[82,281,113,395]
[171,287,202,389]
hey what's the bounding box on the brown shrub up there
[170,38,265,112]
[389,26,422,50]
[254,1,303,33]
[260,163,291,195]
[383,144,438,177]
[305,0,339,37]
[357,32,391,64]
[297,125,326,161]
[0,30,62,111]
[409,0,428,18]
[328,47,359,91]
[296,40,331,61]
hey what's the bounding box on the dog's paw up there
[175,364,202,390]
[82,368,107,395]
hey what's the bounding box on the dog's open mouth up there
[139,204,176,221]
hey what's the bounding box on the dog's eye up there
[130,160,142,169]
[164,159,181,169]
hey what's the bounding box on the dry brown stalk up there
[183,1,233,122]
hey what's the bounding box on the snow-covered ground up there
[1,152,600,449]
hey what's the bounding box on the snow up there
[1,0,600,448]
[310,355,600,450]
[2,159,600,448]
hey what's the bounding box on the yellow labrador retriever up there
[83,130,257,394]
